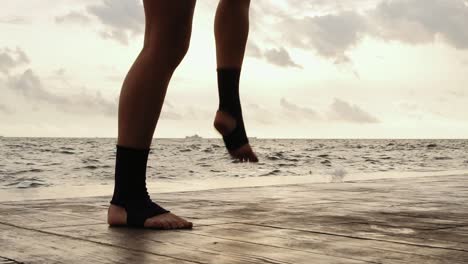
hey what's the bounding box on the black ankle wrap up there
[217,68,249,151]
[110,145,169,227]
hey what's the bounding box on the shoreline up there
[1,169,467,202]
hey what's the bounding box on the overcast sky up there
[1,0,468,138]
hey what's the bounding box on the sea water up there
[1,137,467,201]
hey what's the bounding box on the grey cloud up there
[6,69,117,117]
[264,48,302,68]
[55,0,144,45]
[246,41,301,68]
[282,0,379,13]
[246,42,263,58]
[0,47,30,74]
[250,0,468,64]
[98,30,131,45]
[7,69,68,105]
[160,111,183,120]
[87,0,144,45]
[246,103,274,125]
[328,98,379,123]
[0,104,13,114]
[280,98,318,120]
[279,11,368,62]
[0,16,29,25]
[448,90,467,97]
[55,68,66,77]
[55,11,91,24]
[160,101,183,120]
[373,0,468,49]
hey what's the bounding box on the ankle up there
[214,111,236,135]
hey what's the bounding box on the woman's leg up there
[108,0,196,229]
[214,0,258,162]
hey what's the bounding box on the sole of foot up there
[214,110,259,162]
[107,204,193,230]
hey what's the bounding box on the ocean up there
[1,137,467,201]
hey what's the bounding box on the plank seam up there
[0,256,24,264]
[0,222,203,264]
[236,222,468,253]
[174,229,379,263]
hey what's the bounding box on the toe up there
[169,215,183,229]
[179,219,192,229]
[176,220,185,229]
[145,218,163,229]
[160,219,171,230]
[172,215,192,229]
[174,217,186,229]
[248,152,258,162]
[170,220,180,229]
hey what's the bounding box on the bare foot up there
[107,204,193,229]
[214,110,259,162]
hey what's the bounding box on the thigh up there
[142,0,197,45]
[143,0,196,28]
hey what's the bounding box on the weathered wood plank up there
[183,223,468,264]
[0,223,196,264]
[43,223,368,264]
[0,257,22,264]
[1,174,467,263]
[0,206,102,229]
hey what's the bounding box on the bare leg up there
[214,0,258,162]
[108,0,196,229]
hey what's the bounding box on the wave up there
[434,157,452,160]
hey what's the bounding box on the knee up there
[165,34,191,68]
[143,28,192,70]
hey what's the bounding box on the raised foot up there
[107,204,193,229]
[214,110,259,162]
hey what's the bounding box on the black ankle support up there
[217,68,249,151]
[110,145,169,227]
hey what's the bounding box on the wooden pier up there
[1,174,467,263]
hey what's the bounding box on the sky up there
[1,0,468,139]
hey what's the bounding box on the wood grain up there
[1,174,467,263]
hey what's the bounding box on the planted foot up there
[107,204,193,229]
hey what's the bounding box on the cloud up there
[245,103,275,124]
[328,98,379,123]
[264,47,302,68]
[160,101,183,120]
[448,90,467,97]
[5,68,117,117]
[7,69,68,104]
[249,0,468,65]
[280,98,318,120]
[0,16,29,25]
[245,41,302,68]
[0,47,30,74]
[0,48,117,116]
[54,0,144,45]
[86,0,144,45]
[279,11,368,62]
[246,42,263,59]
[0,104,13,114]
[372,0,468,49]
[55,11,91,24]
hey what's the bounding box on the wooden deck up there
[1,174,467,263]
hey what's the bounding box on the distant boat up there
[185,134,203,140]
